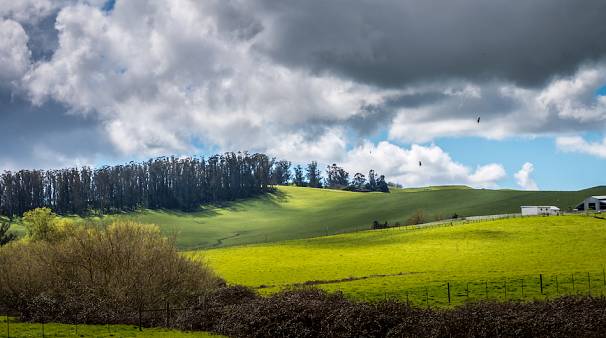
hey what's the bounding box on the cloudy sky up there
[1,0,605,190]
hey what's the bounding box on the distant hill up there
[9,185,606,250]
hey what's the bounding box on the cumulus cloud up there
[341,141,506,188]
[0,0,605,189]
[514,162,539,190]
[556,136,606,159]
[0,19,31,84]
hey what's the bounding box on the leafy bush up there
[0,221,223,324]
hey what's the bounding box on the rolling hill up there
[8,185,606,250]
[194,215,606,306]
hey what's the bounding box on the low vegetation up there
[198,215,606,305]
[0,213,222,325]
[1,317,224,338]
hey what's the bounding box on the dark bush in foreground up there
[0,222,223,324]
[5,280,606,337]
[174,288,606,338]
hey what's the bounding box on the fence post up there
[406,291,409,306]
[603,266,605,286]
[485,281,488,299]
[425,287,429,308]
[556,275,559,295]
[521,278,524,298]
[447,282,451,305]
[504,280,507,299]
[539,274,543,295]
[588,272,591,296]
[466,282,469,298]
[138,305,142,332]
[165,301,170,328]
[572,274,576,294]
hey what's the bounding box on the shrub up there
[0,221,223,324]
[0,220,16,246]
[406,209,425,225]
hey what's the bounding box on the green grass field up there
[0,317,223,338]
[193,215,606,306]
[8,185,605,250]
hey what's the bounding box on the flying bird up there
[419,161,422,167]
[477,116,481,124]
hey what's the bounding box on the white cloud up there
[22,1,391,158]
[514,162,539,190]
[0,19,30,84]
[556,136,606,159]
[341,141,506,188]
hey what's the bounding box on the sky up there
[0,0,605,190]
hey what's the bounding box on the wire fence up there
[355,268,606,308]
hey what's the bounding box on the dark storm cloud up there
[0,88,117,170]
[253,0,606,88]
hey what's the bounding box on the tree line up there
[0,153,390,217]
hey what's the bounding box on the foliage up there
[293,165,306,187]
[22,207,60,241]
[0,221,223,324]
[270,160,291,185]
[180,289,606,338]
[325,163,349,188]
[0,152,274,217]
[406,209,425,225]
[0,220,16,246]
[305,161,323,188]
[199,215,606,304]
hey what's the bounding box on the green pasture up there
[194,215,606,306]
[0,317,223,338]
[8,185,597,250]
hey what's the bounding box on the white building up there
[521,206,560,216]
[575,196,606,212]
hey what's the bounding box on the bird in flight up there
[419,161,422,167]
[477,116,481,123]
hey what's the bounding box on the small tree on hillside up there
[23,207,59,241]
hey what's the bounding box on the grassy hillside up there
[0,317,223,338]
[194,215,606,306]
[8,185,606,250]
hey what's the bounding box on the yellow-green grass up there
[0,317,223,338]
[193,215,606,306]
[8,185,606,250]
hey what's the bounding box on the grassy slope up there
[0,317,223,338]
[8,185,606,250]
[195,215,606,306]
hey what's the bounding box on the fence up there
[347,268,606,308]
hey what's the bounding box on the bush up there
[0,221,223,324]
[406,209,425,225]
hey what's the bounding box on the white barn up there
[521,206,560,216]
[575,196,606,212]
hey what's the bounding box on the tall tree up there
[306,161,323,188]
[325,164,349,188]
[271,160,292,185]
[352,173,366,189]
[293,165,306,187]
